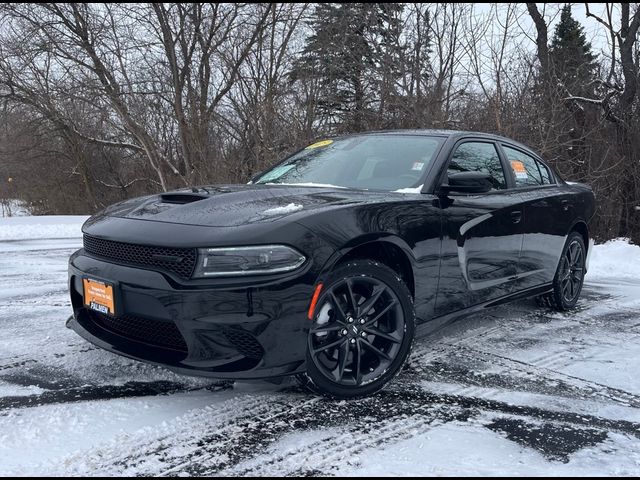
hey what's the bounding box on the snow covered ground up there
[1,216,639,476]
[0,199,31,218]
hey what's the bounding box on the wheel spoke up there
[562,278,571,298]
[335,340,350,382]
[312,338,345,355]
[357,286,386,319]
[354,340,363,385]
[363,300,397,327]
[345,279,358,316]
[311,324,344,335]
[569,276,575,298]
[360,339,392,361]
[363,326,400,343]
[329,291,348,323]
[571,277,580,295]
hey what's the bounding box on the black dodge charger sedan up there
[68,130,595,398]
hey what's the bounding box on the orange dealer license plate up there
[83,278,116,316]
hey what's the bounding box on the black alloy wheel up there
[536,231,586,311]
[559,238,585,304]
[302,259,415,398]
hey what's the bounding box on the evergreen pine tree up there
[549,5,598,96]
[291,3,405,132]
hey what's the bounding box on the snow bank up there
[0,215,89,241]
[589,238,640,280]
[0,200,31,217]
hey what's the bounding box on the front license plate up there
[83,278,116,316]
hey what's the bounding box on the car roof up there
[350,129,541,159]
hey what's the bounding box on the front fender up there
[315,233,417,283]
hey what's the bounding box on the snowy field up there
[1,216,640,476]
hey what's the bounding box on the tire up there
[299,259,415,399]
[535,231,586,311]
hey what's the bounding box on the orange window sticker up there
[511,160,528,180]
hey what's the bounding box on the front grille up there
[222,328,265,359]
[83,235,197,279]
[87,310,188,353]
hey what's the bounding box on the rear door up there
[435,139,524,316]
[499,143,573,291]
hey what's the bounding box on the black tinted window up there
[503,145,544,187]
[448,142,506,190]
[536,160,553,184]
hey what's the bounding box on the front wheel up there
[300,259,415,399]
[536,231,586,311]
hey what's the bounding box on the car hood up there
[93,184,384,227]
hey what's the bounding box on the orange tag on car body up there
[83,278,115,315]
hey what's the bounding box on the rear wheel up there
[300,260,415,399]
[535,231,586,311]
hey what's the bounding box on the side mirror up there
[441,171,493,194]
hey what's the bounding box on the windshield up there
[254,135,444,191]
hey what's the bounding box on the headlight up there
[193,245,306,277]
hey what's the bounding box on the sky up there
[517,3,617,54]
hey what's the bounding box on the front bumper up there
[68,250,316,379]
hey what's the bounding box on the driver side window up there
[448,142,507,191]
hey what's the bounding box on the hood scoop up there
[159,193,208,205]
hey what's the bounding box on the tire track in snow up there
[423,343,640,409]
[107,385,640,476]
[0,380,206,411]
[152,391,461,477]
[55,394,322,476]
[407,288,640,409]
[226,415,443,476]
[0,359,37,373]
[409,332,640,409]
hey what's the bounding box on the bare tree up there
[0,2,638,242]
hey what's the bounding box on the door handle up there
[561,199,569,211]
[510,210,522,224]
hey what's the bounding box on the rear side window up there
[536,160,553,184]
[448,142,507,190]
[503,145,549,187]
